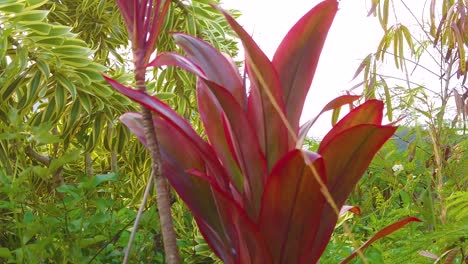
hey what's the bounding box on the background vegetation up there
[0,0,466,263]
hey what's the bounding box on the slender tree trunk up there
[135,69,181,264]
[108,121,119,173]
[85,152,94,176]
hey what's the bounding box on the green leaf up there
[52,45,93,57]
[12,9,49,22]
[56,73,77,100]
[30,123,61,145]
[91,172,118,187]
[0,2,24,13]
[49,149,80,172]
[19,22,51,35]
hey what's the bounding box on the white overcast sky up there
[218,0,438,138]
[220,0,382,138]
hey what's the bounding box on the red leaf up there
[340,217,422,264]
[147,52,206,78]
[310,124,397,257]
[105,76,230,190]
[196,83,243,193]
[259,150,327,264]
[187,169,273,264]
[319,100,384,151]
[172,33,246,108]
[273,0,338,134]
[339,205,362,217]
[198,80,268,219]
[116,0,170,66]
[319,124,396,207]
[297,95,361,147]
[215,6,292,170]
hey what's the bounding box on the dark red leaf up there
[147,52,206,78]
[215,7,291,169]
[297,95,361,147]
[319,100,384,150]
[172,33,246,108]
[339,205,362,217]
[104,76,229,189]
[259,149,327,264]
[272,0,338,134]
[198,80,268,219]
[340,217,422,264]
[310,124,397,257]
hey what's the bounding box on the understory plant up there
[104,0,420,262]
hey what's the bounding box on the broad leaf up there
[319,100,384,150]
[259,149,326,264]
[273,0,338,133]
[199,80,268,219]
[217,7,291,169]
[172,33,245,107]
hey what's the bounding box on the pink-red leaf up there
[172,33,245,108]
[104,76,229,189]
[199,80,268,219]
[259,149,327,264]
[121,113,234,260]
[310,124,397,257]
[319,100,384,150]
[196,82,243,193]
[187,169,272,264]
[273,0,338,133]
[339,205,362,217]
[297,95,361,148]
[340,217,422,264]
[147,52,207,78]
[216,7,291,169]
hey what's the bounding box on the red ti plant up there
[104,0,420,263]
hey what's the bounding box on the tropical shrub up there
[105,0,420,263]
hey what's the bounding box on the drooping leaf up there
[272,0,338,133]
[340,217,422,264]
[172,33,245,107]
[259,149,326,264]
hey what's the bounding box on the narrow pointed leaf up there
[196,82,243,192]
[199,80,268,219]
[272,0,338,132]
[107,77,230,189]
[310,124,397,257]
[259,149,327,264]
[319,100,384,150]
[121,112,238,261]
[216,7,291,168]
[147,52,206,78]
[297,95,361,147]
[173,33,245,107]
[340,217,422,264]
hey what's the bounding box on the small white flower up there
[392,163,404,175]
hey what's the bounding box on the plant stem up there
[135,68,181,264]
[123,171,154,264]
